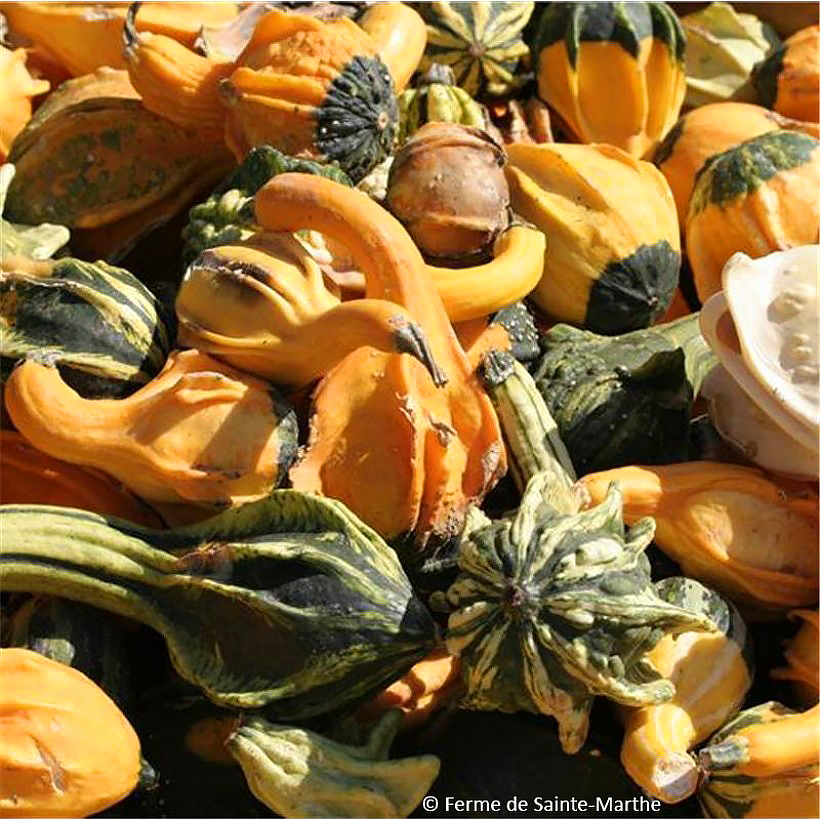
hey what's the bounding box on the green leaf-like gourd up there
[531,314,715,474]
[181,145,352,264]
[450,350,715,754]
[0,257,172,398]
[0,494,436,719]
[227,711,440,818]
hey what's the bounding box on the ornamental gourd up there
[0,430,161,526]
[577,462,820,613]
[0,2,239,76]
[620,577,753,804]
[1,256,172,398]
[754,25,820,123]
[0,493,437,718]
[530,2,686,157]
[447,352,714,754]
[0,648,142,818]
[4,349,299,506]
[697,702,820,818]
[653,101,819,225]
[772,611,820,707]
[505,141,681,334]
[5,67,232,232]
[227,712,440,818]
[176,233,444,389]
[685,130,820,302]
[253,173,506,557]
[417,2,535,97]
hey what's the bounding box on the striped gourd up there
[417,2,535,97]
[0,493,437,719]
[447,351,715,754]
[620,577,753,804]
[698,702,820,818]
[0,257,172,397]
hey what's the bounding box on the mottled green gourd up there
[397,64,485,144]
[227,711,440,818]
[530,314,715,474]
[445,350,715,754]
[0,164,69,261]
[181,145,352,264]
[0,257,172,398]
[417,2,535,97]
[0,494,436,719]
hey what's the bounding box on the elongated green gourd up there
[0,494,436,718]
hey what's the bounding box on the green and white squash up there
[0,493,437,719]
[446,351,715,754]
[0,257,172,398]
[416,2,535,97]
[227,711,440,818]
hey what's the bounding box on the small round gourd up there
[0,648,141,818]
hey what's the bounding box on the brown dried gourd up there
[0,647,141,818]
[4,349,299,506]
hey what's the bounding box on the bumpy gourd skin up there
[0,648,141,818]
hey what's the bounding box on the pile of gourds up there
[0,2,818,818]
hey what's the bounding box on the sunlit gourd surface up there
[1,2,818,819]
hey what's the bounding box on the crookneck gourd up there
[124,5,399,183]
[697,702,820,818]
[5,67,233,232]
[253,172,506,557]
[417,2,535,97]
[529,314,715,474]
[0,648,142,818]
[529,2,686,157]
[0,430,162,526]
[1,256,172,398]
[505,141,681,333]
[754,25,820,124]
[0,493,437,717]
[653,101,819,225]
[227,711,440,818]
[685,129,820,303]
[620,577,753,804]
[0,2,239,77]
[446,351,715,754]
[577,462,820,613]
[176,233,444,389]
[4,349,299,506]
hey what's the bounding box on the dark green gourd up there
[0,257,172,398]
[0,492,437,719]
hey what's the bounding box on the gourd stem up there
[480,350,577,513]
